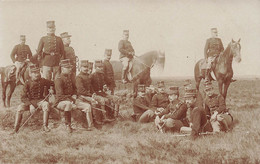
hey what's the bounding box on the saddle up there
[198,55,219,79]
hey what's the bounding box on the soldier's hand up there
[29,105,37,114]
[37,55,41,61]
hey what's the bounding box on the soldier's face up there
[205,88,214,97]
[81,66,89,73]
[168,94,177,102]
[105,54,111,61]
[63,37,71,45]
[47,27,56,34]
[158,87,165,93]
[20,39,26,45]
[123,33,129,40]
[185,97,196,107]
[96,66,103,72]
[211,30,218,37]
[61,66,72,74]
[30,72,41,80]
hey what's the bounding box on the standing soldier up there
[103,49,116,94]
[37,21,65,81]
[181,88,212,140]
[10,35,32,84]
[60,32,77,79]
[118,30,135,84]
[204,28,224,81]
[75,60,95,131]
[54,59,76,133]
[204,82,233,132]
[155,86,188,133]
[12,64,53,133]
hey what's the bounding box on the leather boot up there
[43,111,50,132]
[86,111,94,131]
[114,104,119,118]
[102,106,114,123]
[13,112,23,134]
[121,70,127,84]
[64,111,72,133]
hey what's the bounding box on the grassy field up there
[0,78,260,163]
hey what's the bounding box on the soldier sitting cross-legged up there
[54,59,77,133]
[155,86,188,133]
[12,64,54,133]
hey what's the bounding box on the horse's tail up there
[194,60,202,82]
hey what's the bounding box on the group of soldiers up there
[11,21,125,134]
[132,79,233,140]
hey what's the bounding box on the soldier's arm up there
[10,45,18,63]
[217,95,226,113]
[21,83,30,105]
[204,39,209,59]
[118,40,129,56]
[191,108,202,135]
[133,98,150,111]
[37,37,44,57]
[27,45,33,59]
[76,77,92,97]
[172,104,188,120]
[58,37,65,59]
[204,99,211,118]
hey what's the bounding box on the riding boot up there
[205,69,210,82]
[64,111,72,133]
[102,105,114,123]
[43,111,50,132]
[13,112,23,133]
[114,104,119,118]
[121,70,127,84]
[86,111,94,131]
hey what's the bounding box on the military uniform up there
[133,94,151,123]
[13,65,53,133]
[205,93,232,132]
[118,30,135,83]
[54,59,76,133]
[75,61,95,130]
[103,59,116,94]
[37,21,65,80]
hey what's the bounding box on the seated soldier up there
[138,81,169,123]
[204,82,233,132]
[145,85,156,104]
[75,60,95,131]
[132,84,150,122]
[155,86,188,133]
[180,88,212,140]
[54,59,77,133]
[91,60,115,124]
[12,64,53,133]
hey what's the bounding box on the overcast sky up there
[0,0,260,77]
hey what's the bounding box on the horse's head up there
[230,38,242,63]
[154,50,165,72]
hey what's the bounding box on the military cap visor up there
[184,88,197,98]
[60,59,73,68]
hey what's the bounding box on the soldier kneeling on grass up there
[204,81,233,132]
[155,86,188,133]
[12,64,54,133]
[54,59,77,133]
[180,88,212,140]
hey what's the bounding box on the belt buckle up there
[50,52,55,56]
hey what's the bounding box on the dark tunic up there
[204,37,224,58]
[10,44,32,63]
[133,95,150,119]
[103,59,116,89]
[37,33,65,67]
[204,93,226,116]
[76,72,93,97]
[118,40,135,59]
[151,93,169,110]
[64,45,77,73]
[164,99,187,121]
[21,78,53,107]
[54,73,76,105]
[90,71,106,97]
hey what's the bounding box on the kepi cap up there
[20,35,26,41]
[95,60,103,68]
[105,49,112,55]
[137,84,145,92]
[80,60,88,67]
[47,21,55,28]
[157,81,165,88]
[29,64,40,73]
[166,86,179,95]
[60,32,72,38]
[184,88,197,98]
[60,59,72,68]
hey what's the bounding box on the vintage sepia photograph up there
[0,0,260,163]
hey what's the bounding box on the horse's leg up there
[195,77,202,91]
[217,79,224,96]
[223,80,231,100]
[2,82,7,107]
[7,81,16,107]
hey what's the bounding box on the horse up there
[194,39,241,99]
[0,55,39,107]
[111,50,165,94]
